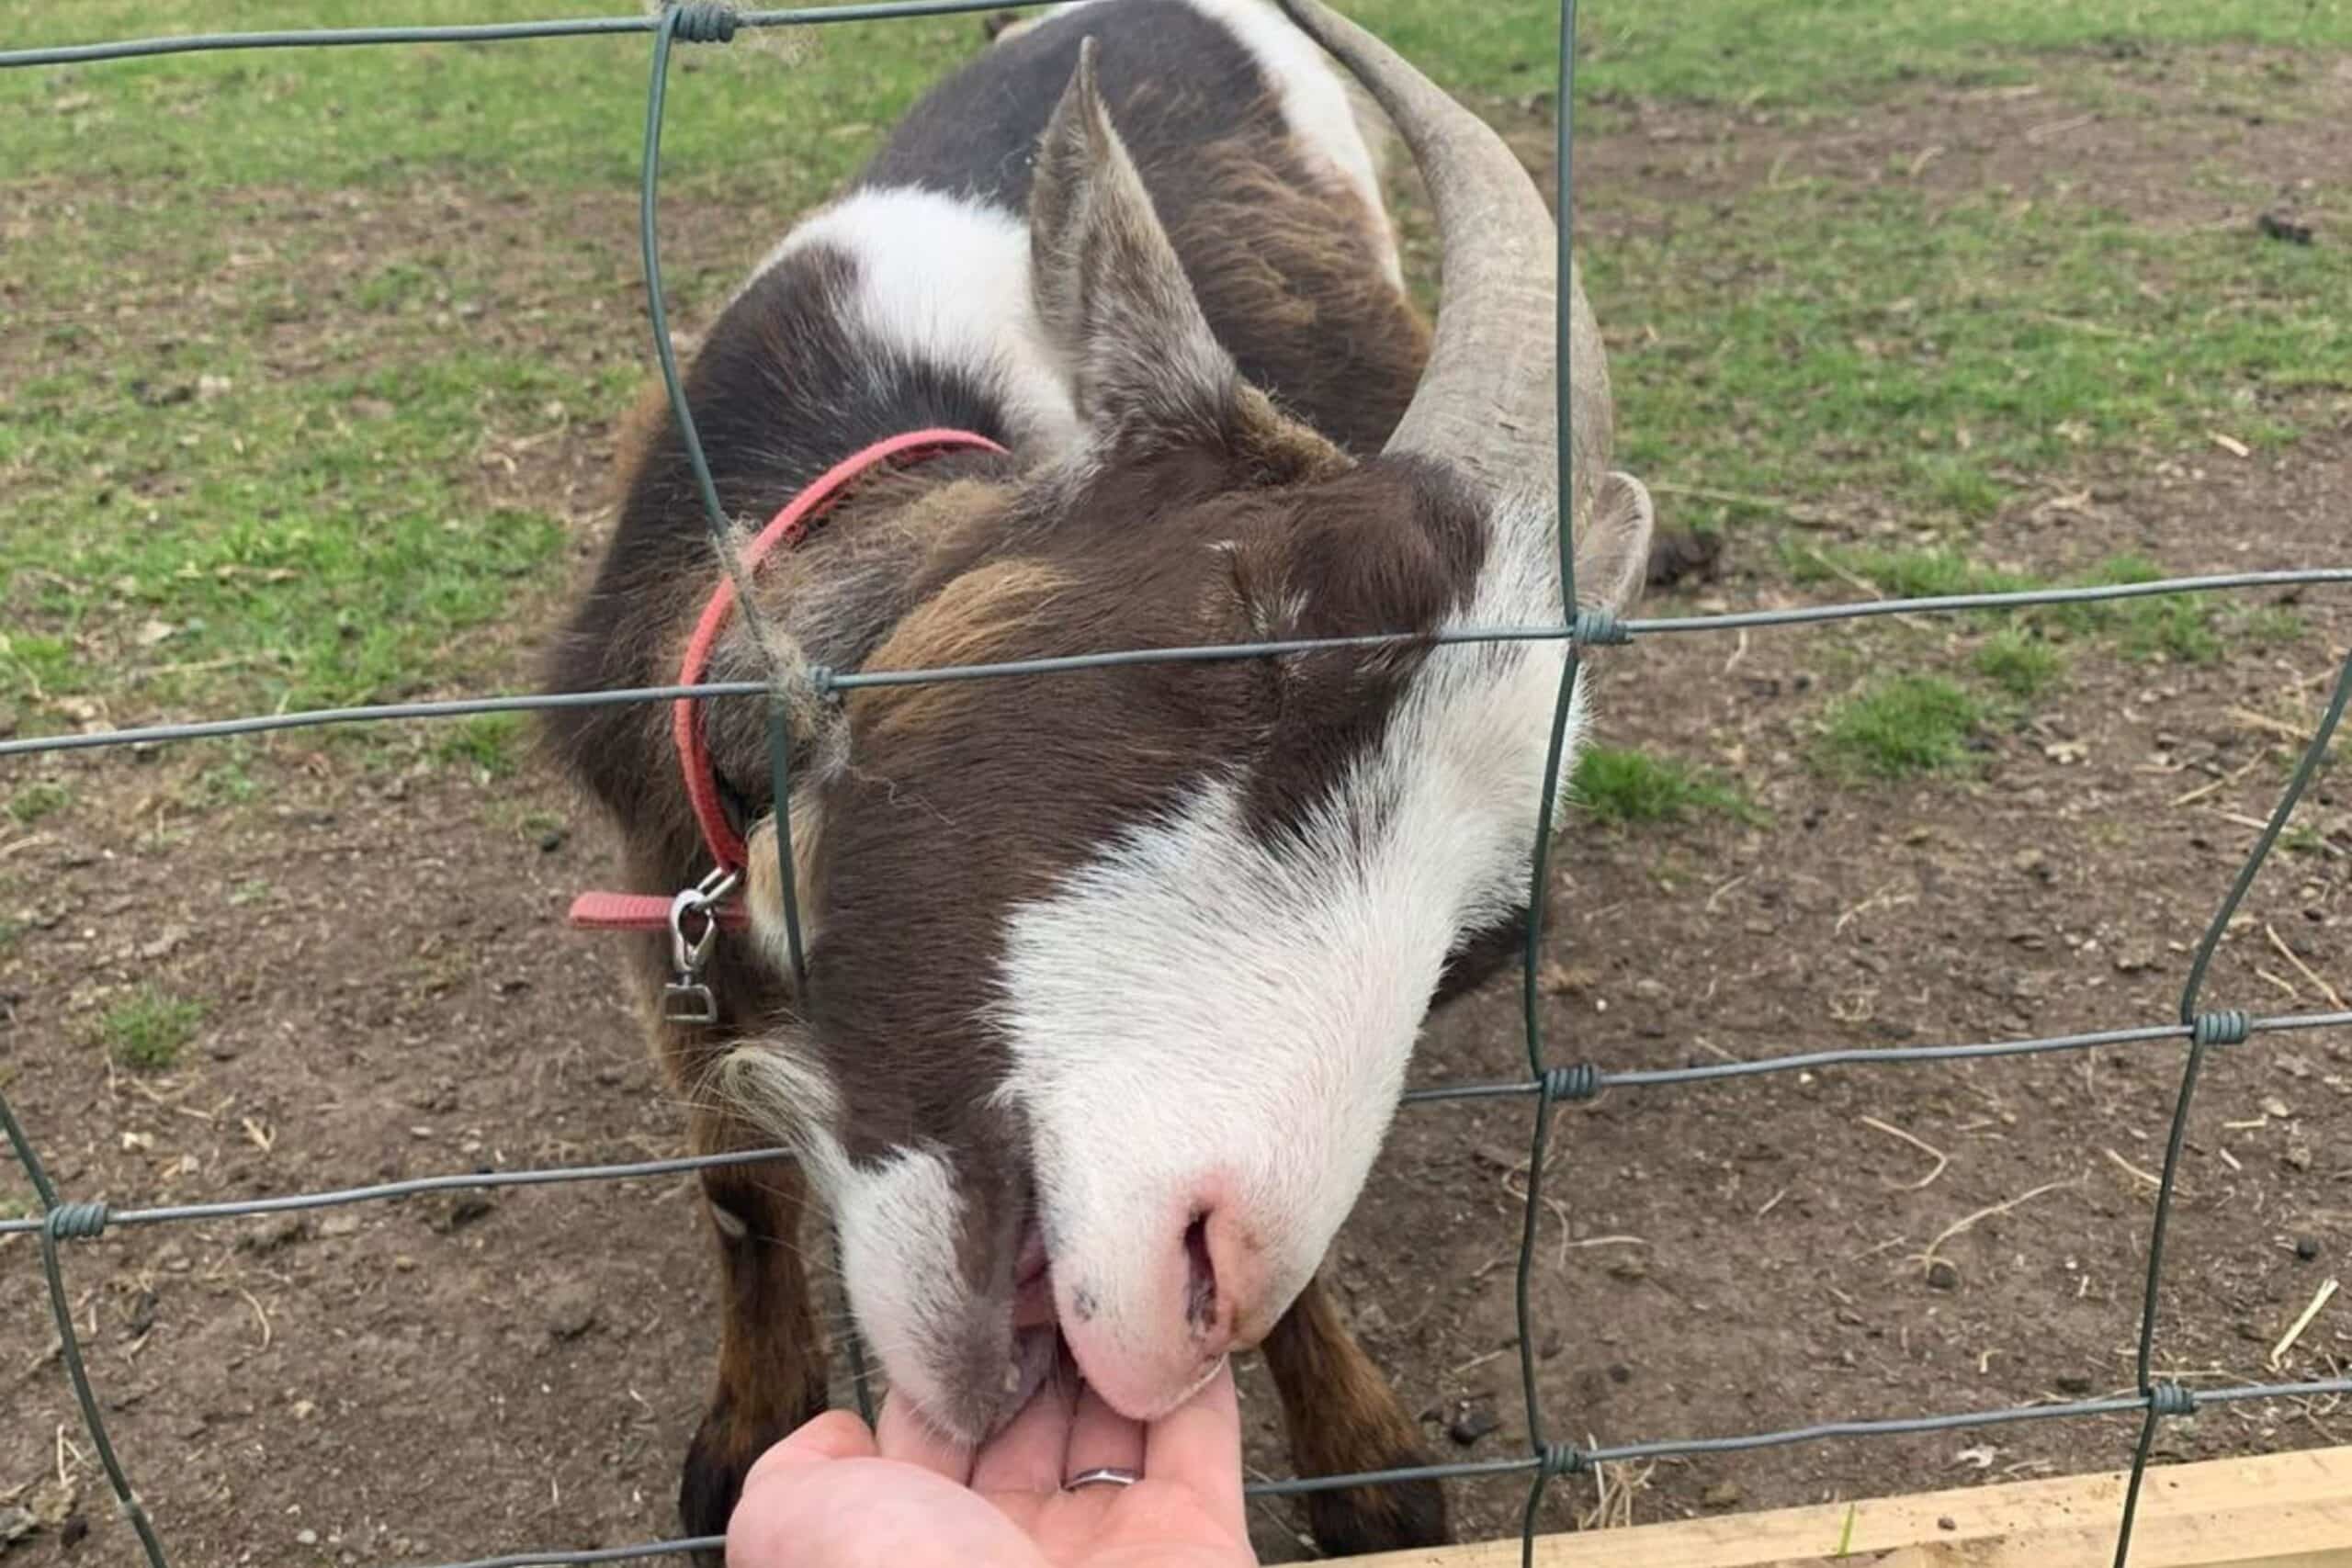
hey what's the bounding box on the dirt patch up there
[5,53,2350,1568]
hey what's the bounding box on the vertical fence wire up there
[634,1,876,1427]
[0,1097,172,1568]
[2109,642,2352,1568]
[1511,0,1586,1554]
[2,4,2349,1567]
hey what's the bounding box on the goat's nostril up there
[1182,1213,1216,1332]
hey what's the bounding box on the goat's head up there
[719,1,1653,1445]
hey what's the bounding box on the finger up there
[1062,1375,1147,1485]
[874,1389,976,1484]
[1143,1358,1248,1544]
[970,1360,1077,1495]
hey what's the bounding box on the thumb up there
[747,1409,880,1477]
[728,1410,880,1568]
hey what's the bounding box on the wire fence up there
[3,4,2348,1568]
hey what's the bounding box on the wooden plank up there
[1332,1446,2352,1568]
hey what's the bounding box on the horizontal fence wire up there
[3,6,2350,1568]
[6,570,2350,759]
[10,1001,2351,1241]
[0,0,1066,69]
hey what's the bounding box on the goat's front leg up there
[1261,1273,1449,1555]
[676,1131,828,1562]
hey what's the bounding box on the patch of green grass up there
[2,347,580,720]
[1786,546,2040,600]
[0,3,978,193]
[6,0,2348,751]
[1351,0,2352,106]
[1815,675,1987,780]
[435,711,526,778]
[1,1,2340,197]
[7,781,73,825]
[1795,547,2302,675]
[1973,629,2068,700]
[197,750,263,808]
[2232,605,2309,647]
[99,988,205,1071]
[2052,555,2227,665]
[1599,181,2348,528]
[1572,745,1762,827]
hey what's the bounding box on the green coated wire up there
[2109,642,2350,1568]
[1513,2,1584,1560]
[0,1091,174,1568]
[639,1,876,1429]
[0,0,1062,69]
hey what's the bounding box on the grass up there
[1597,182,2349,530]
[7,781,73,825]
[435,711,526,777]
[1573,746,1761,827]
[197,749,265,807]
[1785,546,2038,601]
[2049,555,2226,665]
[5,0,2346,182]
[99,987,206,1070]
[1793,545,2300,671]
[1815,675,1988,780]
[2,0,2346,750]
[1284,0,2351,108]
[1973,630,2068,700]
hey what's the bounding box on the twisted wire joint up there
[46,1201,110,1240]
[1537,1441,1588,1478]
[2190,1010,2250,1047]
[1542,1063,1601,1103]
[2147,1382,2198,1417]
[667,3,739,43]
[1571,608,1629,647]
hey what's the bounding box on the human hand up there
[728,1359,1256,1568]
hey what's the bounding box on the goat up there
[539,0,1655,1554]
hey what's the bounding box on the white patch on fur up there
[990,486,1582,1402]
[752,186,1082,456]
[1040,0,1405,286]
[830,1144,974,1420]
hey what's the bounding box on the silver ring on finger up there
[1063,1466,1143,1492]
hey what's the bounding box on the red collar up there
[568,428,1006,940]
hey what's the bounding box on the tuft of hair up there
[713,1036,842,1176]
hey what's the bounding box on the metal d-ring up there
[662,866,741,1024]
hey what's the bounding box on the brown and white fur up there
[540,0,1656,1554]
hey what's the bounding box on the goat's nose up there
[1181,1199,1267,1356]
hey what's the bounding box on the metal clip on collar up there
[662,867,741,1025]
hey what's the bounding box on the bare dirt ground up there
[5,45,2349,1568]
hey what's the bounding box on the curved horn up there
[1274,0,1607,522]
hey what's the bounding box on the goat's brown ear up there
[1573,471,1656,618]
[1029,36,1238,448]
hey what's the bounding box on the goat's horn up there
[1274,0,1605,521]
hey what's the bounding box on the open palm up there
[729,1360,1256,1568]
